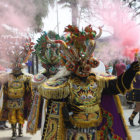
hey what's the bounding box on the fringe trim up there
[97,75,115,88]
[97,77,106,89]
[96,76,108,101]
[114,95,132,140]
[69,108,102,128]
[39,83,70,99]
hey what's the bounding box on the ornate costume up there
[126,72,140,102]
[27,31,61,134]
[126,52,140,126]
[38,25,140,140]
[0,36,34,140]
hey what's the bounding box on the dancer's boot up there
[11,124,17,140]
[128,111,138,126]
[18,123,23,137]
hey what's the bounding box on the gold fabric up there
[1,74,32,123]
[42,101,66,140]
[39,78,70,99]
[68,75,105,128]
[8,109,24,124]
[7,99,24,109]
[6,74,26,98]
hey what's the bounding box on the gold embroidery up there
[39,79,70,99]
[68,75,106,128]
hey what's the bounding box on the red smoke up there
[89,0,140,63]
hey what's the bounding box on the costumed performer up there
[38,25,140,140]
[27,31,62,135]
[0,36,34,140]
[126,52,140,126]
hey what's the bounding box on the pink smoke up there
[89,0,140,63]
[0,35,34,84]
[0,35,34,66]
[0,0,36,34]
[0,0,37,71]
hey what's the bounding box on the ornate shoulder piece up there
[96,74,116,88]
[38,77,70,99]
[32,73,47,86]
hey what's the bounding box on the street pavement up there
[0,122,40,140]
[0,107,140,140]
[123,107,140,140]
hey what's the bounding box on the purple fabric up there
[100,95,127,140]
[133,74,140,89]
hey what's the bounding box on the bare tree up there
[122,0,140,19]
[58,0,91,26]
[33,0,55,32]
[58,0,78,26]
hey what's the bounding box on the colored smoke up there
[0,0,37,34]
[0,0,37,73]
[88,0,140,63]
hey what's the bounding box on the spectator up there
[115,60,126,76]
[107,62,113,74]
[112,60,118,76]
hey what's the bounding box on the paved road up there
[123,107,140,140]
[0,107,140,140]
[0,122,40,140]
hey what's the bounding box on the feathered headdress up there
[0,36,34,69]
[34,31,61,74]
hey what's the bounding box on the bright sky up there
[33,3,72,42]
[43,4,72,35]
[33,3,110,42]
